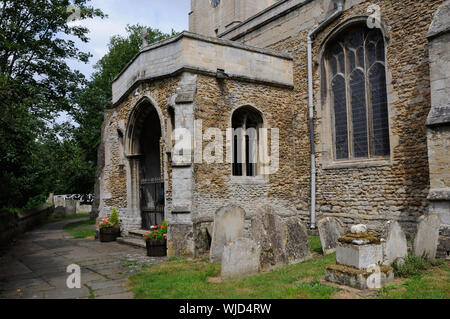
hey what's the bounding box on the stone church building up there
[95,0,449,259]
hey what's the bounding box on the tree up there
[0,0,105,209]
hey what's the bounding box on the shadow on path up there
[0,218,165,299]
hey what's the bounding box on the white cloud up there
[67,0,190,77]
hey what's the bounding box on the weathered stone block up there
[221,238,260,279]
[251,206,311,270]
[325,264,394,290]
[210,205,245,263]
[351,224,367,234]
[336,242,383,270]
[167,223,194,257]
[251,205,287,271]
[283,216,312,264]
[414,213,441,259]
[318,217,345,254]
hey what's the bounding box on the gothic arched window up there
[232,106,264,177]
[325,24,390,160]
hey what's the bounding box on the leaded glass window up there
[326,25,390,160]
[232,106,263,177]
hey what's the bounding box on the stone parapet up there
[112,31,293,105]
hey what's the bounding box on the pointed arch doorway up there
[126,97,165,230]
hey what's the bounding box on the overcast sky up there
[68,0,190,78]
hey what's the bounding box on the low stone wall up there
[0,204,53,247]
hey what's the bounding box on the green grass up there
[63,219,96,238]
[309,236,323,254]
[392,253,444,278]
[128,237,336,299]
[84,284,96,299]
[296,278,339,299]
[128,236,450,299]
[46,212,90,224]
[378,262,450,299]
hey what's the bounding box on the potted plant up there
[143,220,167,257]
[99,208,120,242]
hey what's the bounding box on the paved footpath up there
[0,218,165,299]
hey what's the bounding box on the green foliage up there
[309,236,323,254]
[0,0,105,209]
[378,262,450,299]
[392,254,432,278]
[0,0,176,210]
[109,208,119,226]
[144,220,168,241]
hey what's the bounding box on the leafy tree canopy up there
[0,0,105,209]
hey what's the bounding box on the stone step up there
[116,237,146,249]
[128,229,147,239]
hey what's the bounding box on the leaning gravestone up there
[221,238,260,279]
[210,205,245,263]
[381,221,407,266]
[251,205,287,271]
[283,216,312,264]
[317,217,345,254]
[414,214,441,259]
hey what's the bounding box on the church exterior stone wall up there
[220,0,446,239]
[96,0,449,258]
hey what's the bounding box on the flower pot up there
[99,227,120,242]
[146,238,167,257]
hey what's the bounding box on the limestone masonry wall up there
[193,75,298,224]
[223,0,445,238]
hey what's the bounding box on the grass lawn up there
[63,219,96,239]
[128,236,450,299]
[46,212,90,224]
[378,261,450,299]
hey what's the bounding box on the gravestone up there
[336,242,383,269]
[210,205,245,263]
[54,196,65,208]
[414,214,441,259]
[251,206,311,271]
[326,224,394,289]
[283,216,312,264]
[65,199,77,216]
[317,217,345,254]
[53,206,66,219]
[381,221,407,266]
[221,238,260,279]
[250,205,287,271]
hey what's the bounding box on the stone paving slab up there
[96,292,134,299]
[0,217,166,299]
